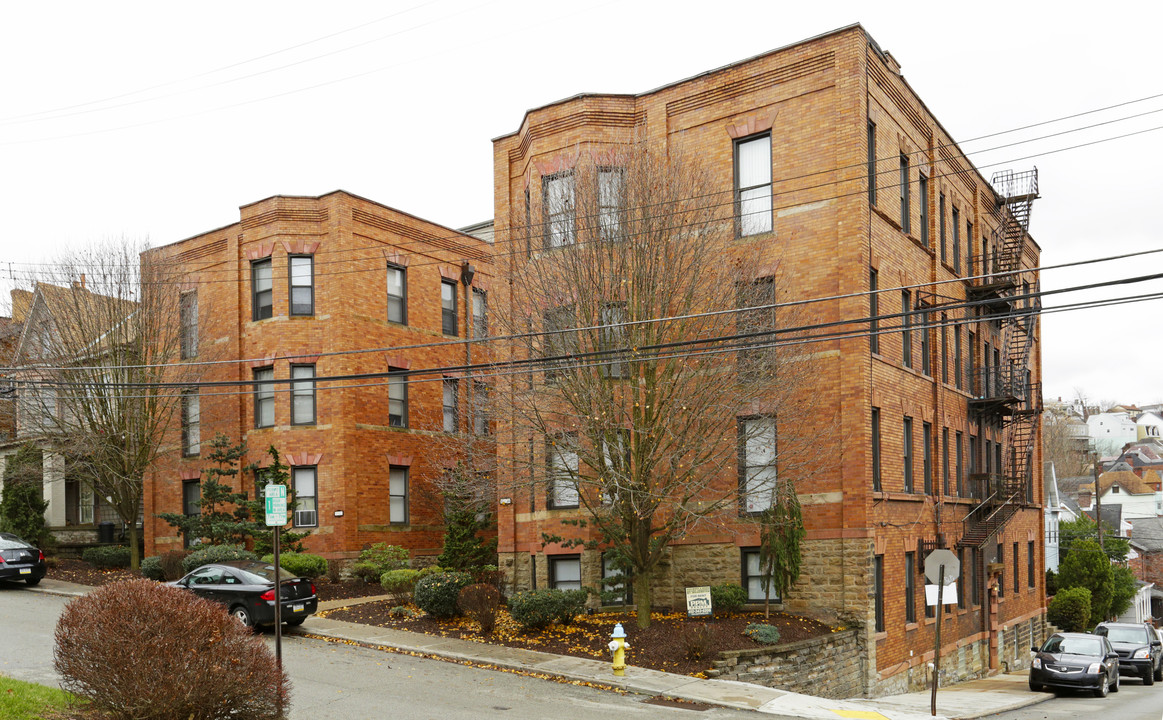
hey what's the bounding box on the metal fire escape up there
[959,168,1042,549]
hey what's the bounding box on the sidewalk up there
[31,579,1052,720]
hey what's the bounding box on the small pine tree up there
[436,466,497,570]
[757,479,806,619]
[245,446,309,555]
[159,434,263,546]
[0,444,49,547]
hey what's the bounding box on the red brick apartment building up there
[491,24,1044,696]
[143,191,495,563]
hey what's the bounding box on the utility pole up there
[1093,450,1104,553]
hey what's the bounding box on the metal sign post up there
[923,550,960,717]
[264,485,288,678]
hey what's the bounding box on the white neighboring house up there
[1081,470,1163,521]
[1045,462,1062,572]
[1088,412,1139,457]
[1137,412,1163,442]
[1117,581,1155,624]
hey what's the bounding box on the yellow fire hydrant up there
[608,622,629,676]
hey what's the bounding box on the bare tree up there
[1043,412,1091,478]
[13,239,200,568]
[495,144,822,628]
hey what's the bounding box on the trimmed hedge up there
[380,568,422,604]
[140,556,164,581]
[181,544,258,574]
[413,571,473,618]
[507,588,588,629]
[81,545,131,569]
[259,552,328,579]
[710,583,747,614]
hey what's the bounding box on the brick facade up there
[143,191,495,564]
[491,24,1045,696]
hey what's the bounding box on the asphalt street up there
[0,585,763,719]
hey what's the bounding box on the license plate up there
[292,604,304,612]
[19,569,31,575]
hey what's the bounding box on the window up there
[472,380,489,435]
[181,389,200,457]
[874,555,885,632]
[940,317,948,383]
[742,548,778,603]
[387,264,407,324]
[252,259,272,321]
[966,221,974,271]
[984,439,993,475]
[289,255,314,316]
[1112,485,1121,494]
[996,542,1005,597]
[524,187,532,257]
[899,154,910,234]
[547,436,579,509]
[869,268,879,354]
[905,551,916,623]
[901,290,912,368]
[967,331,976,393]
[920,306,931,375]
[549,555,581,590]
[738,277,776,375]
[598,167,624,241]
[955,431,964,497]
[995,441,1003,479]
[543,172,576,247]
[903,416,914,493]
[179,291,198,359]
[954,325,963,389]
[1028,540,1036,588]
[542,305,576,382]
[292,466,317,528]
[871,407,882,492]
[442,379,458,433]
[919,173,929,246]
[600,303,627,379]
[182,479,200,548]
[388,368,408,428]
[472,288,487,338]
[952,206,961,273]
[740,416,777,513]
[1013,541,1020,596]
[290,364,316,425]
[958,548,968,609]
[600,430,630,506]
[602,552,632,604]
[971,548,981,605]
[253,367,274,428]
[942,428,950,496]
[939,193,947,264]
[389,466,408,524]
[923,422,933,494]
[441,280,458,336]
[735,134,772,236]
[867,121,877,207]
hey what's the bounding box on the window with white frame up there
[598,167,624,241]
[549,555,581,590]
[253,367,274,428]
[388,368,408,428]
[742,548,778,602]
[443,378,458,433]
[547,436,579,509]
[735,134,772,236]
[289,255,314,316]
[179,291,198,359]
[292,466,317,527]
[387,264,407,324]
[600,429,630,505]
[181,389,200,457]
[472,288,487,338]
[543,172,576,247]
[252,259,272,321]
[389,466,408,524]
[441,280,458,336]
[291,364,316,425]
[739,416,777,513]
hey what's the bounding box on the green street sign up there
[264,484,287,527]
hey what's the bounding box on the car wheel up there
[25,577,41,586]
[285,617,306,627]
[230,606,254,628]
[1094,672,1109,698]
[1111,670,1119,693]
[1028,679,1042,692]
[1145,668,1155,686]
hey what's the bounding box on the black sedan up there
[0,533,47,586]
[1030,632,1120,697]
[170,560,318,628]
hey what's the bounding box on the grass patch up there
[0,675,81,719]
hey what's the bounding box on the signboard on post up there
[685,586,712,617]
[924,549,959,585]
[264,484,287,527]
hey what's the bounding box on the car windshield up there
[1101,626,1151,643]
[232,564,279,584]
[1043,636,1101,656]
[0,538,30,550]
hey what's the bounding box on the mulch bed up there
[324,601,837,677]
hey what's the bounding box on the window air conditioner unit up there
[294,510,317,527]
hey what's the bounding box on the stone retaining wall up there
[706,628,864,699]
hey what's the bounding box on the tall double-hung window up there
[598,167,624,241]
[252,259,273,321]
[735,134,772,236]
[387,264,407,324]
[289,255,314,316]
[547,435,579,509]
[543,172,576,247]
[739,416,777,513]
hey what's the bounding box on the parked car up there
[0,533,47,586]
[169,560,318,628]
[1030,632,1120,697]
[1094,621,1163,684]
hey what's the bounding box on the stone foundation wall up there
[707,629,864,699]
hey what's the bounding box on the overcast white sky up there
[2,1,1161,405]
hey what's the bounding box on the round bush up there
[350,561,383,583]
[507,588,587,629]
[380,568,422,604]
[139,556,164,581]
[744,623,782,645]
[260,552,328,579]
[413,571,473,618]
[81,545,131,569]
[181,544,258,574]
[710,583,747,614]
[1047,586,1092,633]
[54,579,289,720]
[458,583,502,633]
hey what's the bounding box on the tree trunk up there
[127,523,140,570]
[634,572,652,629]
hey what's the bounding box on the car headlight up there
[1031,658,1042,669]
[1087,663,1102,674]
[1134,648,1151,659]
